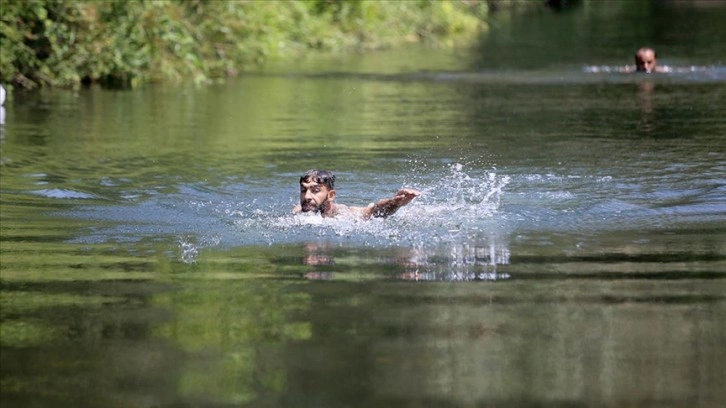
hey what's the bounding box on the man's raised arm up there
[361,188,421,219]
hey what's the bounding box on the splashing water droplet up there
[179,237,199,264]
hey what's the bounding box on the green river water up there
[1,2,725,407]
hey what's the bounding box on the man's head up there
[635,47,657,73]
[299,169,336,214]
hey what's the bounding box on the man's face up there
[636,50,657,73]
[299,178,334,213]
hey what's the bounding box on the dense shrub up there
[0,0,489,90]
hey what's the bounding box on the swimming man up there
[628,47,668,73]
[294,169,420,219]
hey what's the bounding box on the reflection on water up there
[637,79,656,136]
[301,240,511,282]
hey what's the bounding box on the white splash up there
[237,163,511,249]
[179,238,199,264]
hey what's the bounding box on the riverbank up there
[1,0,499,92]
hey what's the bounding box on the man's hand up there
[392,188,421,206]
[368,188,421,218]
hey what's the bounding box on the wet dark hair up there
[635,47,657,59]
[300,169,335,190]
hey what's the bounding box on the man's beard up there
[301,198,327,213]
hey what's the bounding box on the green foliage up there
[0,0,488,90]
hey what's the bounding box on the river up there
[1,1,725,407]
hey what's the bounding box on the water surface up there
[1,2,725,407]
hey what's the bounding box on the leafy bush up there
[0,0,489,90]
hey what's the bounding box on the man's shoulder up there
[330,203,371,218]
